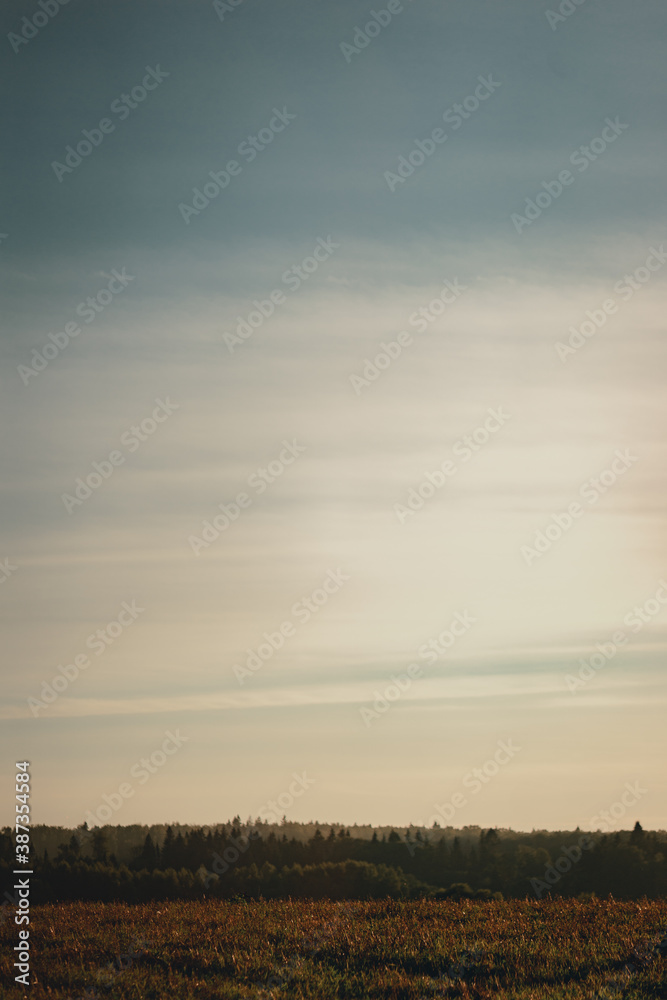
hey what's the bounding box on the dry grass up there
[2,898,667,999]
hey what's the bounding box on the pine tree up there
[137,833,158,870]
[630,821,645,846]
[161,826,175,867]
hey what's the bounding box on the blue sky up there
[1,0,666,830]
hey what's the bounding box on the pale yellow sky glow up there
[3,0,666,834]
[3,253,666,830]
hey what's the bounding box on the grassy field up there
[2,898,667,999]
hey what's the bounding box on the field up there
[2,899,667,999]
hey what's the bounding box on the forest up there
[3,819,665,904]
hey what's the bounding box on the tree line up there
[2,821,664,902]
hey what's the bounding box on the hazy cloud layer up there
[1,0,666,830]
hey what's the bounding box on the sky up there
[1,0,666,832]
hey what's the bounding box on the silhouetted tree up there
[631,821,645,846]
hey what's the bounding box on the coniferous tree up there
[136,833,158,870]
[630,821,645,846]
[161,826,176,867]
